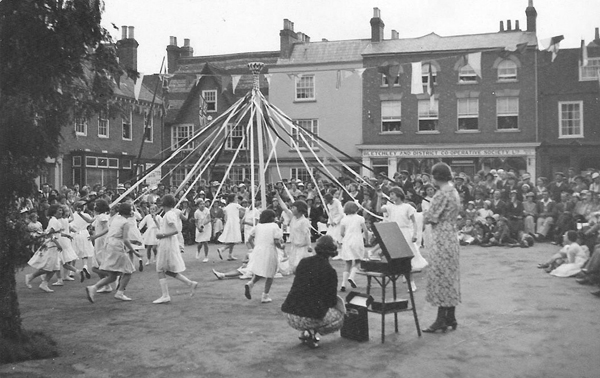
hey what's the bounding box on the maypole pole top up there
[248,62,264,91]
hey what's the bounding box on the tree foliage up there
[0,0,130,346]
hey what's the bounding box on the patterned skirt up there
[284,306,345,335]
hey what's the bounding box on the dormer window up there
[498,60,517,81]
[459,65,477,83]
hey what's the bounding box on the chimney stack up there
[526,0,537,32]
[596,27,599,41]
[180,38,193,57]
[515,20,520,31]
[391,30,399,39]
[370,7,385,42]
[166,36,180,74]
[117,25,139,71]
[280,18,299,59]
[500,20,504,32]
[507,20,512,31]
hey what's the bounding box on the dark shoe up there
[537,263,550,269]
[244,283,252,300]
[576,277,592,285]
[139,260,144,272]
[83,267,91,279]
[80,270,85,283]
[348,278,357,289]
[422,307,448,333]
[591,289,600,297]
[217,248,223,260]
[445,306,458,330]
[340,286,346,292]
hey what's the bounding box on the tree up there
[0,0,129,361]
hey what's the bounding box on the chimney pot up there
[184,38,190,47]
[373,7,380,18]
[596,27,599,40]
[515,20,520,30]
[121,25,127,39]
[528,0,533,6]
[500,20,504,32]
[128,26,134,39]
[391,30,399,39]
[370,8,385,42]
[507,20,512,31]
[322,38,328,42]
[169,36,176,45]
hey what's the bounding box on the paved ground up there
[1,241,600,378]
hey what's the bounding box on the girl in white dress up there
[194,199,212,262]
[217,193,245,261]
[278,194,312,273]
[379,187,428,291]
[71,202,94,282]
[339,202,368,292]
[25,229,62,293]
[242,200,261,250]
[324,193,344,245]
[89,200,112,293]
[85,203,137,303]
[138,204,160,265]
[52,204,80,285]
[153,195,199,304]
[245,209,284,303]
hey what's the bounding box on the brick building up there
[537,29,600,177]
[163,37,278,186]
[358,5,540,178]
[46,26,164,190]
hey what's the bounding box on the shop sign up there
[363,148,533,158]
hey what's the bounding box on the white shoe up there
[114,291,132,301]
[25,274,32,289]
[239,274,252,280]
[274,273,283,278]
[39,282,54,293]
[261,293,272,303]
[202,258,209,263]
[152,295,171,304]
[52,280,64,286]
[97,285,112,293]
[332,255,342,260]
[64,276,75,281]
[212,269,225,280]
[189,281,199,297]
[85,286,97,303]
[145,261,150,266]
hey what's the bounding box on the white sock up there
[342,272,349,287]
[159,278,169,298]
[349,266,357,281]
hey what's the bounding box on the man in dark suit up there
[490,189,507,217]
[397,170,414,197]
[535,190,557,241]
[548,172,570,203]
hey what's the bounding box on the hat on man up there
[554,171,565,177]
[297,182,304,187]
[238,183,246,187]
[455,175,464,181]
[525,192,535,197]
[117,184,125,190]
[522,173,531,180]
[195,198,203,205]
[399,170,409,175]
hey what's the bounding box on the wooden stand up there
[357,270,422,343]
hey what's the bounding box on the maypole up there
[248,62,267,209]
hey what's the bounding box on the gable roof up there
[363,31,538,56]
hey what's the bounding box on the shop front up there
[358,143,539,180]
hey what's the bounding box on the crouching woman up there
[281,235,345,348]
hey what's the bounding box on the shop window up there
[295,75,315,101]
[559,101,583,138]
[85,156,97,167]
[98,158,108,168]
[381,100,401,133]
[108,158,119,168]
[497,60,517,81]
[229,167,250,183]
[72,156,82,167]
[418,99,439,132]
[291,119,318,149]
[122,159,132,169]
[497,97,519,130]
[457,98,479,130]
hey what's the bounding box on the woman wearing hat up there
[422,163,461,333]
[281,235,344,349]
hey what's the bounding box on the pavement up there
[2,241,600,378]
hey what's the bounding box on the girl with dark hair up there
[423,162,462,333]
[85,203,138,302]
[278,193,312,273]
[339,201,368,292]
[217,193,245,261]
[281,235,344,349]
[152,195,199,304]
[244,209,284,303]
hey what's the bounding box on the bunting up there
[264,73,272,87]
[354,68,366,77]
[335,70,353,89]
[466,52,482,78]
[231,75,241,94]
[194,74,204,87]
[539,35,564,62]
[427,63,435,111]
[133,73,145,101]
[411,62,423,94]
[221,75,232,93]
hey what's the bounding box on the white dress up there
[127,216,145,251]
[71,212,94,258]
[218,203,243,243]
[92,213,110,267]
[247,223,283,278]
[242,207,261,242]
[288,216,312,271]
[156,209,186,273]
[139,214,160,246]
[550,244,590,277]
[326,198,344,243]
[194,208,212,243]
[382,202,428,270]
[28,237,61,272]
[340,213,366,261]
[100,215,135,274]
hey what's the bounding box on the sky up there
[101,0,600,74]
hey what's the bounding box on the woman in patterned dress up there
[423,162,461,333]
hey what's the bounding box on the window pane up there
[292,119,318,148]
[560,102,582,136]
[296,76,315,100]
[498,60,517,80]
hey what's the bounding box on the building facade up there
[537,32,600,177]
[359,5,540,179]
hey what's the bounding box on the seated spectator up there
[522,192,538,236]
[458,219,478,245]
[482,217,518,247]
[538,230,589,277]
[506,190,524,238]
[490,190,507,217]
[535,190,557,241]
[476,200,494,224]
[552,192,577,245]
[571,175,589,193]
